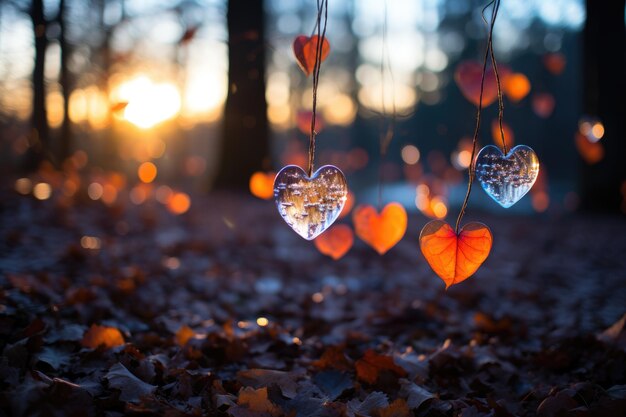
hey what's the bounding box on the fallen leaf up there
[399,379,435,410]
[45,324,87,343]
[36,347,72,370]
[353,203,407,255]
[237,369,302,399]
[81,324,125,349]
[537,390,578,417]
[175,325,195,346]
[347,391,389,417]
[313,370,353,400]
[105,362,155,403]
[597,313,626,349]
[312,345,353,371]
[237,386,281,415]
[419,220,493,288]
[314,224,354,260]
[379,398,411,417]
[293,35,330,76]
[356,350,407,384]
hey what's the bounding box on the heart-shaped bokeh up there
[454,61,511,108]
[314,224,354,260]
[249,171,275,200]
[475,145,540,208]
[353,202,407,255]
[274,165,347,240]
[293,35,330,76]
[420,220,493,288]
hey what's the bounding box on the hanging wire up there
[307,0,329,177]
[487,0,508,154]
[455,0,501,233]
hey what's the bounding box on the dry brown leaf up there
[237,387,281,415]
[378,399,411,417]
[312,345,352,371]
[356,350,407,384]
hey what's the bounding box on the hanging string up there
[455,0,500,233]
[377,1,396,209]
[307,0,329,177]
[488,0,508,155]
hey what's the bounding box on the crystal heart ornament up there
[274,165,348,240]
[475,145,539,208]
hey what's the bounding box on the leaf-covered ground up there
[1,188,626,416]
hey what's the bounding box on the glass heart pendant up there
[475,145,539,208]
[273,165,348,240]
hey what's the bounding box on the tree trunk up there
[58,0,72,163]
[26,0,49,171]
[214,0,269,189]
[580,0,626,212]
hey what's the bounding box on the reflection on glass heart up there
[274,165,348,240]
[475,145,539,208]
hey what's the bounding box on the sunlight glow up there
[117,76,181,129]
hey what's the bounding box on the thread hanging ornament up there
[420,0,504,288]
[353,2,407,255]
[474,0,540,208]
[274,0,348,240]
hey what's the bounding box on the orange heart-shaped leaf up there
[314,224,354,260]
[419,220,492,288]
[249,171,276,200]
[353,202,407,255]
[293,35,330,76]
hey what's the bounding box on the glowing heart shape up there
[420,220,493,288]
[353,203,407,255]
[475,145,540,208]
[293,35,330,76]
[249,171,275,200]
[503,73,531,102]
[314,224,354,260]
[274,165,347,240]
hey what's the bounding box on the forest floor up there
[1,188,626,417]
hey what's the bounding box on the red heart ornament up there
[293,35,330,76]
[353,203,407,255]
[419,220,492,288]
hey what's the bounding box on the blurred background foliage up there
[0,0,624,216]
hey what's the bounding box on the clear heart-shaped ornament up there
[475,145,539,208]
[273,165,348,240]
